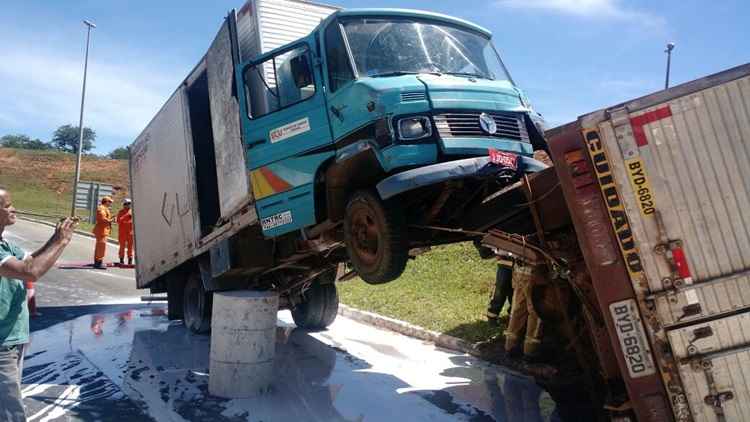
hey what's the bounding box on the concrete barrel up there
[209,290,279,398]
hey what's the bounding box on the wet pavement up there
[24,305,581,422]
[13,219,588,421]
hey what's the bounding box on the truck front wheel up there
[343,190,408,284]
[291,273,339,330]
[183,272,212,334]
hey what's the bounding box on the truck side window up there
[324,22,354,93]
[244,45,316,119]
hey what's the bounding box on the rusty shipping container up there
[547,63,750,422]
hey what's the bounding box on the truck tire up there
[166,274,185,320]
[183,272,212,334]
[344,190,408,284]
[291,275,339,330]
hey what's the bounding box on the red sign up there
[488,149,518,170]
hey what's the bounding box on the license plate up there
[609,299,656,378]
[488,149,518,170]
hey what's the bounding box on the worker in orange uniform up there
[92,196,113,269]
[116,198,134,266]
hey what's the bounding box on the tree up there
[108,146,130,160]
[50,124,96,153]
[0,134,51,150]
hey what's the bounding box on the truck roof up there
[331,8,492,38]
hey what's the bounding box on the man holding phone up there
[0,187,77,421]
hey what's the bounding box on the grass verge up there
[1,174,120,239]
[338,242,508,344]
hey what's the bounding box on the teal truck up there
[131,0,547,332]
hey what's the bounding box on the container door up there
[130,87,199,287]
[206,11,252,219]
[594,67,750,421]
[668,313,750,422]
[238,38,334,236]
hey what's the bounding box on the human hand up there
[54,217,78,244]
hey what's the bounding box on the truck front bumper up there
[376,155,548,200]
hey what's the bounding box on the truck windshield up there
[340,17,510,82]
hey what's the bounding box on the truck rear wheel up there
[292,273,339,330]
[166,274,185,320]
[184,272,212,334]
[344,190,408,284]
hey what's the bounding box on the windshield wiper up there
[370,71,420,78]
[444,72,493,80]
[370,70,441,78]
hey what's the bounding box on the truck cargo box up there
[548,63,750,422]
[131,0,337,289]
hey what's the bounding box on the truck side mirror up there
[290,55,313,89]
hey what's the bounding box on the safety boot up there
[93,260,107,270]
[128,257,133,266]
[119,258,124,265]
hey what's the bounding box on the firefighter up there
[116,198,134,266]
[92,196,113,269]
[504,258,547,360]
[487,255,514,325]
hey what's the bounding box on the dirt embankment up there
[0,148,131,211]
[0,148,130,194]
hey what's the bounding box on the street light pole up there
[664,42,675,90]
[71,19,96,217]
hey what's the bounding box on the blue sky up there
[1,0,748,154]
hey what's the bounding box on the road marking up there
[90,270,134,281]
[22,383,57,398]
[27,384,79,422]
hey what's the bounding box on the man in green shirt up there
[0,187,76,420]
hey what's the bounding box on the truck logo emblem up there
[479,113,497,135]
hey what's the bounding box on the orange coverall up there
[93,204,112,262]
[116,208,134,260]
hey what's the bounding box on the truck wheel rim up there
[351,207,380,266]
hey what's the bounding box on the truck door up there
[320,19,359,141]
[237,39,334,237]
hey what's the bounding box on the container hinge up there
[608,106,639,160]
[693,359,734,422]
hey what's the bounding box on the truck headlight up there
[397,116,432,141]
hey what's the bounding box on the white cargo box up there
[581,63,750,422]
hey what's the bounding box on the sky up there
[0,0,748,154]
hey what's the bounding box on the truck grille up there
[433,112,529,142]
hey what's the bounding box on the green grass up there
[338,242,507,344]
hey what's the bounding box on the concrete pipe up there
[209,290,279,398]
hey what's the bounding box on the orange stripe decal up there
[259,167,292,192]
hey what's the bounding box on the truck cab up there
[237,9,548,283]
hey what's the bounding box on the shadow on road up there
[443,319,506,345]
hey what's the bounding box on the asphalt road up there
[6,219,142,306]
[8,219,584,421]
